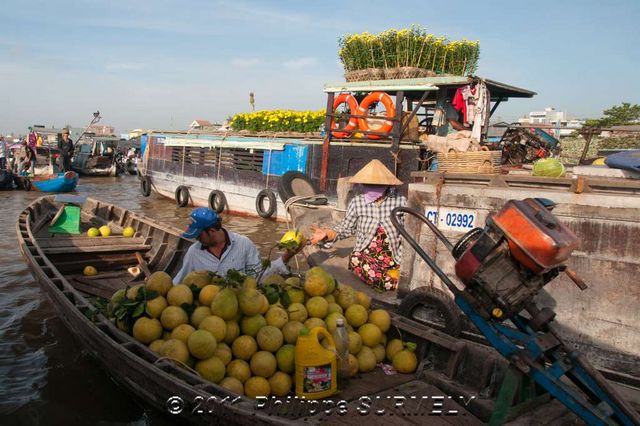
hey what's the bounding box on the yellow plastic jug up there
[295,327,337,399]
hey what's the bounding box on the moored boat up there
[31,171,79,192]
[18,195,620,424]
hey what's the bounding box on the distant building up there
[518,107,584,137]
[190,120,212,130]
[89,124,115,136]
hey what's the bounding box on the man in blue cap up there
[173,207,301,284]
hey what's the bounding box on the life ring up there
[330,93,359,139]
[397,286,463,337]
[255,189,277,218]
[357,92,396,140]
[277,171,327,206]
[140,176,152,197]
[208,190,227,213]
[175,185,190,207]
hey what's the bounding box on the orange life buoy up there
[357,92,396,140]
[330,93,359,138]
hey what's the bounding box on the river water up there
[0,176,294,425]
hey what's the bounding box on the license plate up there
[424,207,478,232]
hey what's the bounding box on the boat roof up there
[324,76,536,99]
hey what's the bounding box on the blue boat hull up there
[32,172,79,193]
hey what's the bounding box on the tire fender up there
[175,185,190,207]
[208,190,227,213]
[398,286,463,337]
[140,176,152,197]
[255,189,277,218]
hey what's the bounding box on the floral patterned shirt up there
[334,192,407,263]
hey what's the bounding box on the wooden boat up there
[31,171,79,192]
[20,195,634,424]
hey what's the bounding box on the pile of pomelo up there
[107,266,417,398]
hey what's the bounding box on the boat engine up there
[451,198,580,323]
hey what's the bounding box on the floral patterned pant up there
[348,225,399,292]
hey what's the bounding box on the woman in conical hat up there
[309,159,406,291]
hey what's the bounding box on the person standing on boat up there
[0,135,7,170]
[27,127,38,150]
[18,140,36,176]
[57,128,74,172]
[309,159,407,291]
[173,207,303,285]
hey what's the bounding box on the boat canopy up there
[324,76,536,101]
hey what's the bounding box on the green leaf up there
[132,303,145,318]
[181,303,197,317]
[280,291,291,308]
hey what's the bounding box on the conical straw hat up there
[349,159,403,185]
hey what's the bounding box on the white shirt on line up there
[172,229,289,285]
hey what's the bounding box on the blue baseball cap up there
[182,207,220,239]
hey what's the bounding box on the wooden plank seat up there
[41,244,152,255]
[37,236,147,248]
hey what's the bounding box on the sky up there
[1,0,638,135]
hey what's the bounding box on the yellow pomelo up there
[392,349,418,374]
[171,324,196,344]
[345,304,368,328]
[305,296,329,319]
[358,323,382,347]
[187,329,217,359]
[250,351,277,378]
[269,372,292,397]
[238,286,264,316]
[116,318,129,333]
[368,309,391,333]
[213,342,232,366]
[226,359,252,383]
[167,284,193,307]
[126,284,144,300]
[198,315,227,342]
[190,306,212,328]
[122,226,135,238]
[83,266,98,276]
[182,271,213,289]
[304,317,326,331]
[244,376,270,398]
[220,376,244,395]
[160,306,188,330]
[357,346,377,372]
[145,271,173,297]
[256,326,284,352]
[386,339,404,362]
[355,291,371,309]
[327,302,343,316]
[265,305,289,329]
[348,330,362,354]
[348,353,359,377]
[224,320,240,344]
[304,274,328,297]
[211,288,238,320]
[372,344,386,363]
[111,288,126,304]
[195,356,226,383]
[199,285,221,306]
[258,294,269,315]
[160,339,190,364]
[240,314,266,337]
[146,296,168,318]
[325,312,346,334]
[287,303,308,323]
[286,288,305,304]
[263,274,286,286]
[275,344,295,374]
[282,321,305,345]
[149,339,165,353]
[285,276,301,287]
[132,317,162,344]
[98,225,112,237]
[231,335,258,361]
[336,285,356,310]
[87,227,100,237]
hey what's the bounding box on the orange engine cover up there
[491,199,579,274]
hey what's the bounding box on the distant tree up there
[587,102,640,127]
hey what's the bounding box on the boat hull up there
[32,172,79,192]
